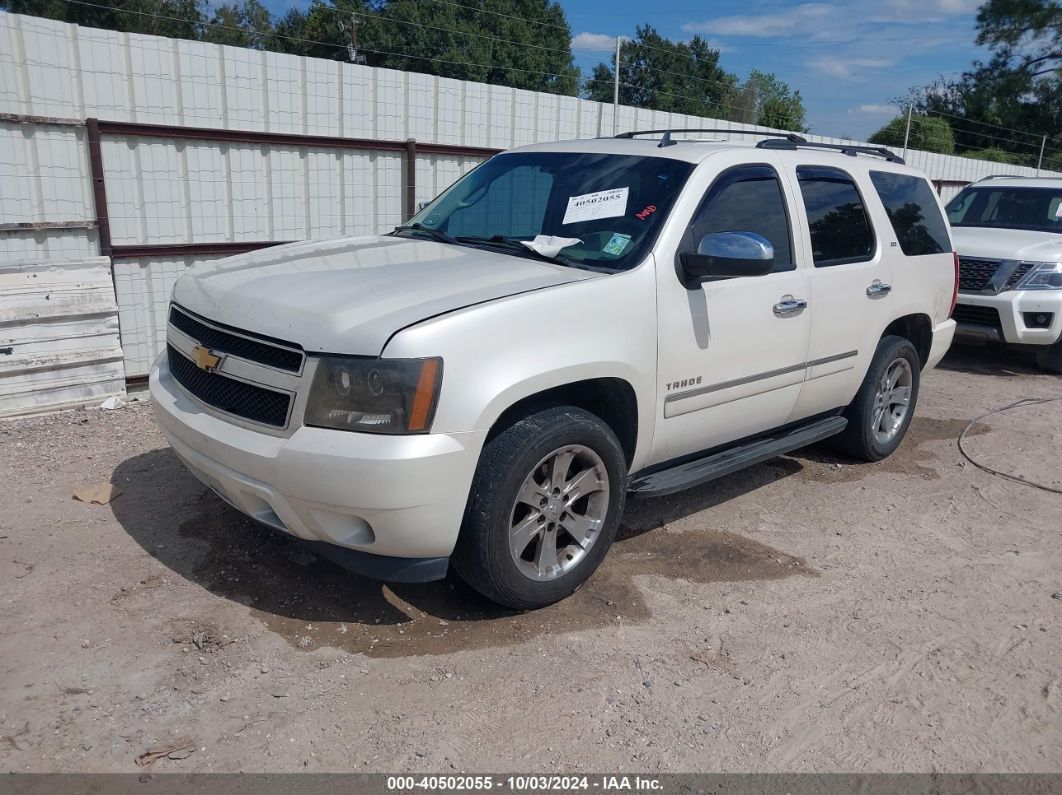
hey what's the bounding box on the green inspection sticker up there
[603,233,632,256]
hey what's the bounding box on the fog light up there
[1022,312,1053,329]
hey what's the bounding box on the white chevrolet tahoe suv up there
[946,176,1062,372]
[150,131,957,609]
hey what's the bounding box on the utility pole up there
[1037,134,1047,175]
[347,12,367,65]
[612,36,623,136]
[902,103,913,159]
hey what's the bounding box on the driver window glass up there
[445,166,552,239]
[688,166,794,273]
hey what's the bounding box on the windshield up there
[403,151,694,270]
[946,186,1062,234]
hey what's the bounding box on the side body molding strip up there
[664,350,859,407]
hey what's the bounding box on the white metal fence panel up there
[0,257,124,415]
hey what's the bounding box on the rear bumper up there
[150,355,487,566]
[953,291,1062,346]
[925,319,956,370]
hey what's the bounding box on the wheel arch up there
[485,377,641,468]
[883,313,932,368]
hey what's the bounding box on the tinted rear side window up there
[869,171,950,255]
[796,166,875,267]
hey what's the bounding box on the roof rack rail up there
[977,173,1061,181]
[615,128,807,149]
[756,138,905,164]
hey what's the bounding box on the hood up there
[952,226,1062,263]
[172,235,596,354]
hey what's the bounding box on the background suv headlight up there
[1017,262,1062,290]
[305,357,442,433]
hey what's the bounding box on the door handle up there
[866,280,892,297]
[773,297,807,317]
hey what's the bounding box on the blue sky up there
[562,0,988,139]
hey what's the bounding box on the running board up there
[628,416,848,498]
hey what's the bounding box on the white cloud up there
[849,103,896,114]
[571,32,616,51]
[807,56,893,81]
[877,0,980,20]
[683,3,832,37]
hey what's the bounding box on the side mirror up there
[680,231,775,284]
[416,200,431,212]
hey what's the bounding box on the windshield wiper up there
[392,223,460,245]
[455,235,569,265]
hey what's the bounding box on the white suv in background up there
[947,176,1062,372]
[150,131,957,609]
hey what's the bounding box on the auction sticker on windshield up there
[563,187,629,225]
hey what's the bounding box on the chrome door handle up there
[773,297,807,317]
[866,281,892,297]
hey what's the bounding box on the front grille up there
[951,304,1002,328]
[167,344,291,427]
[958,257,1000,292]
[1004,262,1035,290]
[169,306,303,373]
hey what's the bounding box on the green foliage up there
[3,0,205,39]
[964,147,1024,164]
[743,69,807,131]
[584,25,738,117]
[900,0,1060,162]
[868,114,956,154]
[203,0,273,49]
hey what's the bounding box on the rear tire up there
[452,406,627,610]
[832,335,921,462]
[1035,339,1062,374]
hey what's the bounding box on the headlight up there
[1017,261,1062,290]
[305,357,442,434]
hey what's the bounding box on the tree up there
[742,69,807,131]
[899,0,1060,162]
[976,0,1061,78]
[2,0,205,38]
[584,25,738,117]
[868,114,956,154]
[964,147,1024,164]
[203,0,274,49]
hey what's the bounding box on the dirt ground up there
[1,344,1060,773]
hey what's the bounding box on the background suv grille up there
[169,306,303,373]
[951,304,1002,328]
[1003,262,1035,290]
[958,257,1000,292]
[167,344,291,427]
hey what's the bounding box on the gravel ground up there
[1,344,1060,773]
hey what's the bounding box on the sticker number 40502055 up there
[562,187,629,225]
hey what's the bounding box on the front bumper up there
[149,355,487,576]
[954,290,1062,346]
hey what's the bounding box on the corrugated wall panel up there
[112,254,225,376]
[0,257,124,415]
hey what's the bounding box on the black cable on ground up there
[957,396,1062,495]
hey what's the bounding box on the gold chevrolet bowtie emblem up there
[191,345,223,372]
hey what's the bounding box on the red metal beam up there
[110,241,291,259]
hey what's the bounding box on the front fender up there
[382,267,659,472]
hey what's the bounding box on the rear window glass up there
[796,166,875,267]
[869,171,950,256]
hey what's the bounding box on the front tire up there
[832,335,921,462]
[452,406,627,610]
